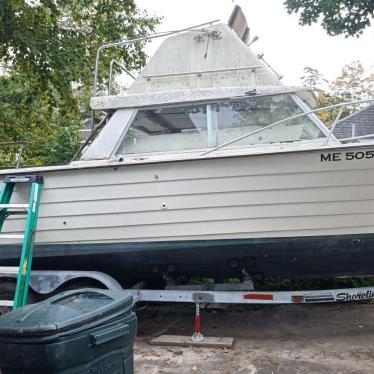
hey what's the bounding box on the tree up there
[331,61,374,101]
[0,1,160,167]
[284,0,374,37]
[300,66,328,89]
[301,61,374,124]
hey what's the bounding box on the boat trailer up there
[2,268,374,307]
[124,286,374,304]
[1,268,374,346]
[127,284,374,346]
[3,268,374,306]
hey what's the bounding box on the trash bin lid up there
[0,289,134,338]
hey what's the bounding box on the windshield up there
[116,94,326,155]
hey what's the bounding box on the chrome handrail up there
[93,19,220,96]
[0,141,30,168]
[322,107,343,145]
[108,59,135,96]
[202,98,374,155]
[339,133,374,142]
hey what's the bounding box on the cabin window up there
[212,95,324,148]
[115,94,325,156]
[116,104,207,154]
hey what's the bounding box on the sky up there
[135,0,374,86]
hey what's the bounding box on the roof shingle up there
[333,104,374,139]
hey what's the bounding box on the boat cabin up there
[79,21,333,164]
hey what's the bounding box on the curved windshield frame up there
[115,94,327,156]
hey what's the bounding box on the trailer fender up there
[0,269,122,295]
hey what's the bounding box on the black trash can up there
[0,288,137,373]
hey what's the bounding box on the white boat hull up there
[1,144,374,282]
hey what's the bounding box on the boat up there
[1,11,374,287]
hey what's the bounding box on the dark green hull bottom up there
[0,234,373,285]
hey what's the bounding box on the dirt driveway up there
[134,302,374,373]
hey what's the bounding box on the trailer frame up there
[124,286,374,304]
[1,269,374,307]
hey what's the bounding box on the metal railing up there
[202,98,374,155]
[0,141,30,168]
[108,59,135,95]
[93,19,220,96]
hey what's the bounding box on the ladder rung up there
[0,234,24,239]
[0,266,19,274]
[0,300,14,307]
[0,204,29,210]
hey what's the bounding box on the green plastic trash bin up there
[0,288,137,373]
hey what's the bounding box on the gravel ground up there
[134,302,374,373]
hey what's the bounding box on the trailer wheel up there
[0,280,38,314]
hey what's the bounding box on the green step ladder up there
[0,175,43,310]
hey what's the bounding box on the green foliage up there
[285,0,374,37]
[0,0,160,167]
[254,276,374,291]
[0,72,82,166]
[0,0,159,92]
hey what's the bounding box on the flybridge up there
[92,5,275,99]
[91,19,284,107]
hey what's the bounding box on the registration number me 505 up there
[320,150,374,162]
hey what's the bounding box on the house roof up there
[333,103,374,139]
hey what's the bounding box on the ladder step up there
[0,234,24,239]
[0,204,29,209]
[0,300,14,307]
[0,266,19,274]
[0,204,29,215]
